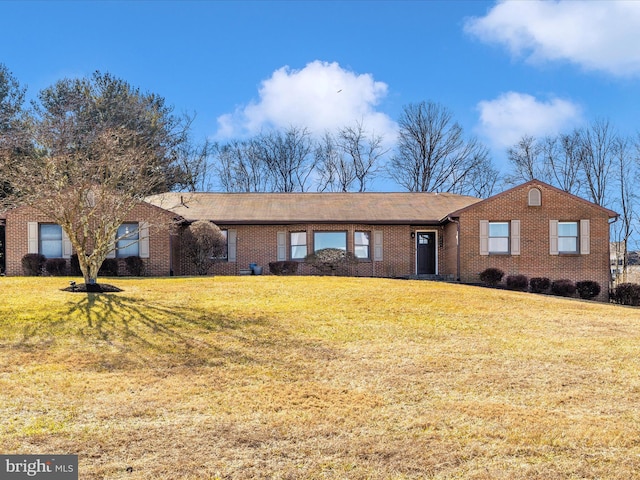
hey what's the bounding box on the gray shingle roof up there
[145,192,481,224]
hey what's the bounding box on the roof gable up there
[448,179,618,219]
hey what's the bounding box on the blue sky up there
[3,0,640,190]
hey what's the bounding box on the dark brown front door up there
[417,232,436,275]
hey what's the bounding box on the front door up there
[416,232,436,275]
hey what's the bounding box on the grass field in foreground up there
[1,276,639,479]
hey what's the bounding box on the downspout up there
[608,215,620,288]
[447,215,461,281]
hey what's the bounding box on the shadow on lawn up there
[16,292,287,370]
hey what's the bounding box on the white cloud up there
[476,92,583,148]
[465,0,640,76]
[214,61,397,142]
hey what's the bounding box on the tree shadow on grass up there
[14,292,286,370]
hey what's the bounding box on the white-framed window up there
[488,222,510,254]
[40,224,62,258]
[354,231,370,259]
[116,223,139,258]
[290,232,307,260]
[558,221,579,253]
[314,231,347,252]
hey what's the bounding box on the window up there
[354,231,370,259]
[40,224,62,258]
[290,232,307,260]
[488,222,509,254]
[558,221,578,253]
[216,230,229,260]
[117,223,139,258]
[314,231,346,252]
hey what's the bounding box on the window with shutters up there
[290,232,307,260]
[116,223,139,258]
[558,222,579,253]
[215,230,229,260]
[40,224,63,258]
[354,231,370,259]
[488,222,510,254]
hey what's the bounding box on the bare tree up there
[2,72,188,285]
[505,135,546,185]
[214,139,270,192]
[257,126,316,192]
[388,101,490,193]
[174,114,215,192]
[578,119,616,207]
[542,132,583,194]
[182,220,226,275]
[337,120,386,192]
[611,136,636,283]
[315,131,355,192]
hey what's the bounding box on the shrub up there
[575,281,601,300]
[305,248,358,276]
[45,258,67,276]
[70,254,82,276]
[529,277,551,294]
[22,253,46,276]
[506,274,528,291]
[551,279,576,297]
[98,258,119,277]
[479,268,504,286]
[611,283,640,306]
[269,261,299,275]
[124,256,145,276]
[182,220,226,275]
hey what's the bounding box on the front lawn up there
[1,276,639,479]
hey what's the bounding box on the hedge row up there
[21,254,145,277]
[479,268,602,300]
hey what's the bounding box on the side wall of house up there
[174,223,449,278]
[5,203,173,277]
[456,182,612,301]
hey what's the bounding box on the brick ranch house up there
[1,180,618,300]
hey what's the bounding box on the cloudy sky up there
[2,0,639,189]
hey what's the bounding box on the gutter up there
[447,215,461,281]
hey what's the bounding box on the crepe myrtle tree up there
[1,72,190,285]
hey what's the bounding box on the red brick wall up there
[173,223,448,278]
[4,203,174,277]
[455,182,613,300]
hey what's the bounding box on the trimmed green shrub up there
[22,253,46,276]
[269,261,299,275]
[124,256,145,276]
[98,258,119,277]
[551,279,576,297]
[479,268,504,286]
[529,277,551,294]
[576,281,601,300]
[45,258,67,276]
[506,274,528,291]
[612,283,640,306]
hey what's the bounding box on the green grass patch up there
[1,276,639,479]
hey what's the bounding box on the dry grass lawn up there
[1,276,640,479]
